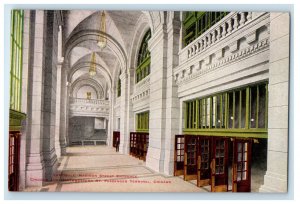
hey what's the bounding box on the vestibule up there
[7,10,289,193]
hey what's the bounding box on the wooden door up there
[174,135,185,176]
[211,137,228,192]
[113,131,120,147]
[184,135,198,181]
[232,138,252,192]
[129,132,134,155]
[142,133,149,161]
[197,137,211,187]
[133,133,137,157]
[8,131,21,191]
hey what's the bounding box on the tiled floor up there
[25,146,207,192]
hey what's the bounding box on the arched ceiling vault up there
[70,76,105,99]
[63,10,164,95]
[69,62,112,89]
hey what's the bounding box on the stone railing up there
[131,75,150,103]
[69,97,110,117]
[180,12,256,62]
[69,98,110,106]
[175,12,269,86]
[134,75,150,92]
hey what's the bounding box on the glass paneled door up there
[197,136,212,187]
[184,135,198,181]
[232,139,252,192]
[211,137,229,192]
[174,135,185,176]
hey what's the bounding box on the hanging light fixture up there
[97,11,107,49]
[89,52,96,76]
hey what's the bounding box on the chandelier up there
[89,52,96,76]
[97,11,107,49]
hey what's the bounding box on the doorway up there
[182,135,255,192]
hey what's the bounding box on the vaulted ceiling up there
[63,10,150,98]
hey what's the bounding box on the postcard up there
[8,9,290,193]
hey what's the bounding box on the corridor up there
[25,146,206,192]
[7,10,290,193]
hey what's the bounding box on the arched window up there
[136,29,151,83]
[183,12,229,47]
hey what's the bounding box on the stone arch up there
[64,29,127,73]
[128,15,152,69]
[70,77,105,99]
[68,59,112,89]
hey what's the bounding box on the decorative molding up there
[178,12,268,64]
[70,98,109,106]
[174,12,270,87]
[69,98,110,117]
[131,75,150,103]
[175,38,269,86]
[131,89,150,103]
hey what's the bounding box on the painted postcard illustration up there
[8,9,290,192]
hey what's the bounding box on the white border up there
[1,0,298,202]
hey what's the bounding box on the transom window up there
[183,12,229,47]
[136,29,151,83]
[136,111,149,132]
[184,83,268,138]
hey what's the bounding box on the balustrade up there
[185,12,254,59]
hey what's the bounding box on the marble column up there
[119,71,129,154]
[163,14,181,175]
[55,60,62,158]
[42,10,58,182]
[19,10,30,190]
[59,63,68,154]
[107,90,115,146]
[127,69,135,136]
[55,24,66,157]
[259,12,290,192]
[146,23,168,173]
[25,10,46,187]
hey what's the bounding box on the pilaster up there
[146,21,168,173]
[42,10,58,181]
[259,12,290,193]
[163,14,181,175]
[119,71,129,154]
[25,10,46,187]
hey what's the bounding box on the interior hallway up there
[24,145,207,192]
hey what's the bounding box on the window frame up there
[136,111,150,132]
[10,10,24,112]
[182,11,229,47]
[136,29,151,83]
[183,82,268,138]
[117,75,121,97]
